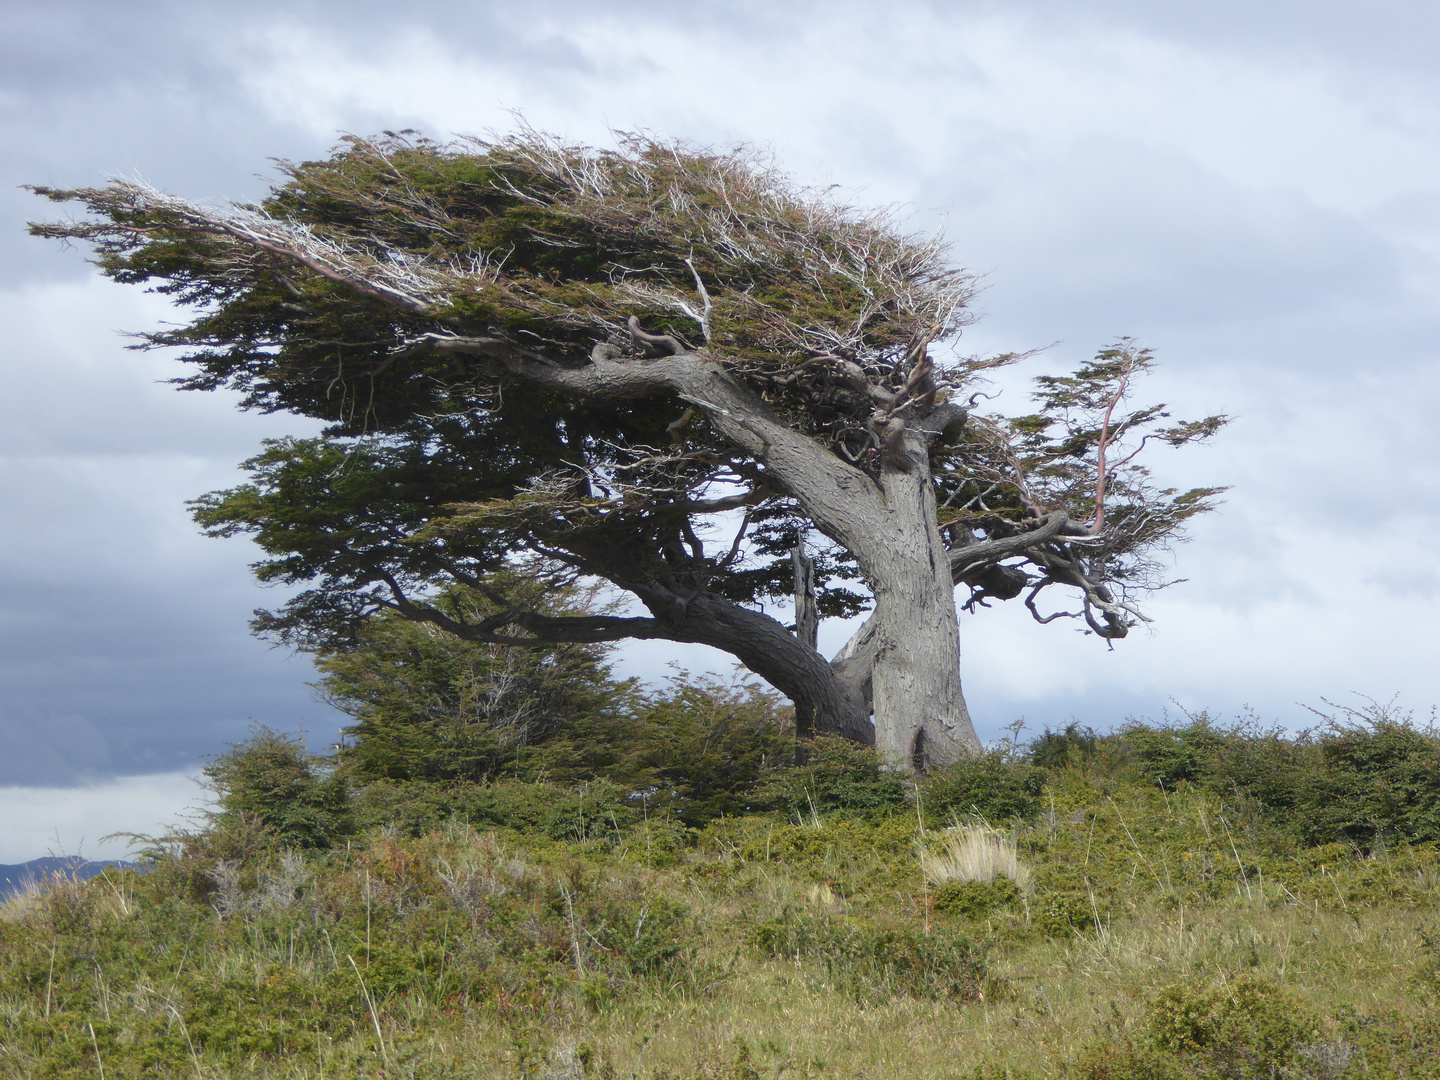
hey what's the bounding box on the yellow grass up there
[919,822,1033,891]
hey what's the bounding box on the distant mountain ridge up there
[0,857,143,902]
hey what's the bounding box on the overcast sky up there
[4,0,1439,861]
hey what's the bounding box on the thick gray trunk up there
[438,341,971,763]
[858,426,980,768]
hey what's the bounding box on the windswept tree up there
[30,128,1225,768]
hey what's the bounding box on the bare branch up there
[948,510,1070,579]
[716,510,753,570]
[683,255,713,342]
[1079,354,1133,536]
[1024,579,1081,625]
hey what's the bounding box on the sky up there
[4,0,1440,861]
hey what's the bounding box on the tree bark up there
[507,346,971,764]
[792,542,819,742]
[625,582,874,744]
[852,423,980,768]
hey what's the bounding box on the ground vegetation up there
[4,705,1440,1078]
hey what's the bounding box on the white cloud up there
[0,276,344,786]
[0,771,212,865]
[223,5,1440,212]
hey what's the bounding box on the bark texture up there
[792,543,820,742]
[862,425,980,766]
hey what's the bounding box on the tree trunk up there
[445,345,972,763]
[625,581,873,743]
[792,541,819,742]
[859,425,981,769]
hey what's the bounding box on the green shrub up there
[1070,1039,1180,1080]
[204,727,350,849]
[590,897,697,980]
[1303,705,1440,847]
[345,777,468,835]
[1076,975,1322,1080]
[1032,890,1097,938]
[1206,726,1311,820]
[594,675,795,826]
[1146,974,1321,1077]
[322,591,795,830]
[755,737,910,818]
[464,778,640,841]
[921,750,1046,826]
[750,906,989,1001]
[710,814,920,894]
[345,776,642,840]
[933,878,1022,919]
[1089,706,1440,851]
[1335,1006,1440,1073]
[1119,716,1231,789]
[1027,723,1100,770]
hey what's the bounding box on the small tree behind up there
[317,576,795,824]
[317,577,633,785]
[204,728,349,849]
[607,675,794,824]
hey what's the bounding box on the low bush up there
[754,737,911,818]
[1077,703,1440,852]
[1120,715,1233,789]
[1031,889,1099,938]
[344,776,644,840]
[1076,975,1324,1080]
[921,751,1046,826]
[705,814,921,895]
[1027,722,1100,770]
[932,878,1023,919]
[750,906,990,1002]
[203,727,350,849]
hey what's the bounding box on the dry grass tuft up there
[0,866,114,925]
[0,877,49,923]
[919,823,1032,891]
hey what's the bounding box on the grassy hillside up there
[3,713,1440,1078]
